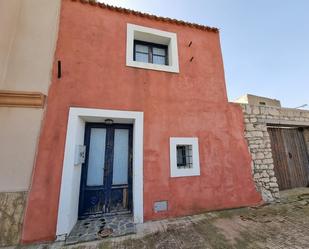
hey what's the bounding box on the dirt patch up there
[213,216,249,245]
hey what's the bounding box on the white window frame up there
[170,137,200,177]
[126,23,179,73]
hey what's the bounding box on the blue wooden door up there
[78,123,133,218]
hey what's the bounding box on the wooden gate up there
[268,127,309,190]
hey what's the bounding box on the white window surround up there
[56,107,144,237]
[126,23,179,73]
[170,137,200,177]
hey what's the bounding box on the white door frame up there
[56,107,144,236]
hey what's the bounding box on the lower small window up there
[170,137,200,177]
[176,145,193,169]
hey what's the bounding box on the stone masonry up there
[240,104,309,202]
[0,192,27,246]
[304,128,309,155]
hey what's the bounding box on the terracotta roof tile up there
[71,0,219,33]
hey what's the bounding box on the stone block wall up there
[240,104,309,202]
[0,192,27,246]
[303,128,309,155]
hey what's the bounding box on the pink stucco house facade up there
[21,0,262,243]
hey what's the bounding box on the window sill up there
[170,168,200,178]
[126,60,179,73]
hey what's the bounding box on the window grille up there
[176,145,193,169]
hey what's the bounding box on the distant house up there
[2,0,263,245]
[0,0,61,246]
[234,94,281,107]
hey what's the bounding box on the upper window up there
[126,24,179,73]
[134,41,168,66]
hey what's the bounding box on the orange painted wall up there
[22,0,262,243]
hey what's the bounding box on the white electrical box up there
[74,145,86,165]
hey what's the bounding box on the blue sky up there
[100,0,309,108]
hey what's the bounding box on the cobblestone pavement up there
[5,188,309,249]
[66,214,135,245]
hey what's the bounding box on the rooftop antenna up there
[295,104,308,109]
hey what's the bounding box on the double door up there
[79,123,133,217]
[268,127,309,190]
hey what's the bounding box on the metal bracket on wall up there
[58,60,62,79]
